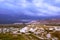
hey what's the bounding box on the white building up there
[49,27,54,31]
[46,33,51,38]
[54,27,60,31]
[20,27,29,33]
[29,27,38,32]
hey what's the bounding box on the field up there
[0,31,60,40]
[0,33,42,40]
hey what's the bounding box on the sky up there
[0,0,60,16]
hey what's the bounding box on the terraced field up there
[0,32,59,40]
[0,33,44,40]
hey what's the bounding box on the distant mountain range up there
[0,13,60,24]
[0,14,43,24]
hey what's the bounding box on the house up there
[29,27,38,33]
[54,27,60,31]
[20,27,29,33]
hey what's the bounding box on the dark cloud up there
[0,0,60,16]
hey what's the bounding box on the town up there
[0,21,60,40]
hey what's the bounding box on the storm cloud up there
[0,0,60,16]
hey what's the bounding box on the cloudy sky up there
[0,0,60,16]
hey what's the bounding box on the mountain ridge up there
[0,13,60,24]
